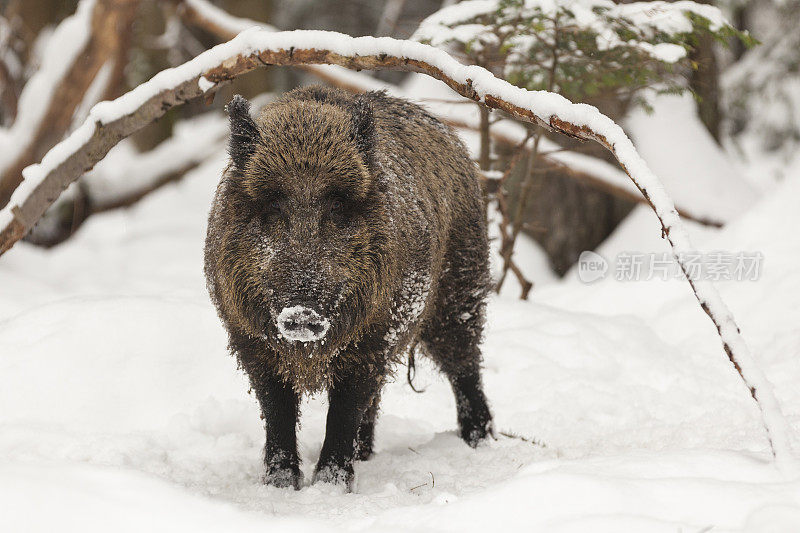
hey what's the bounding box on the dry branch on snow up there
[0,28,793,468]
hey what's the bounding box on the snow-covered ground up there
[2,135,800,531]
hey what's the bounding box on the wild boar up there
[204,85,493,491]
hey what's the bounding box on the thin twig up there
[496,130,543,295]
[499,430,548,449]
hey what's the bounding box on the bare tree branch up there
[482,132,535,298]
[0,13,22,125]
[0,30,792,466]
[496,131,543,294]
[0,54,19,126]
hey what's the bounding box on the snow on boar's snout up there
[277,305,330,343]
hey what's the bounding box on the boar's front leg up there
[354,391,381,461]
[313,369,384,491]
[255,370,302,489]
[236,341,302,490]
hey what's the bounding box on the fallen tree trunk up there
[0,29,793,468]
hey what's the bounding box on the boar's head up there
[214,94,394,362]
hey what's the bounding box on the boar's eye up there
[259,195,283,224]
[327,195,354,226]
[329,195,350,217]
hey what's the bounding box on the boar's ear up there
[350,95,375,167]
[226,95,259,172]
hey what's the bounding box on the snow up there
[383,270,431,347]
[487,202,558,293]
[2,140,800,530]
[618,1,728,33]
[412,0,730,64]
[0,0,96,229]
[625,91,759,223]
[415,0,495,31]
[198,76,216,92]
[70,60,113,130]
[0,26,681,224]
[0,27,789,466]
[404,73,754,225]
[0,118,94,229]
[276,305,331,344]
[0,18,22,82]
[722,2,800,182]
[635,42,687,63]
[0,1,794,525]
[84,112,229,206]
[0,18,742,229]
[179,1,743,225]
[184,0,276,33]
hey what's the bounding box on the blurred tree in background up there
[725,0,800,160]
[413,0,751,284]
[0,0,786,297]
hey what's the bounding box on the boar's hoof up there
[312,463,354,492]
[264,465,303,490]
[460,417,494,448]
[277,305,330,343]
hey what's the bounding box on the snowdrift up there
[1,141,800,530]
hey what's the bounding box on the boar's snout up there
[276,304,331,343]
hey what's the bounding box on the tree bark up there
[690,33,721,143]
[24,159,203,247]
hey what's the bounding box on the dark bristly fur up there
[204,86,493,491]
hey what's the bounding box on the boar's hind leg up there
[314,370,384,490]
[423,324,493,447]
[236,340,302,490]
[423,236,493,447]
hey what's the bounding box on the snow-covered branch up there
[0,0,140,209]
[0,28,792,467]
[0,0,96,206]
[176,0,723,225]
[25,112,228,246]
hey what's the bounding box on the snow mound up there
[625,92,759,223]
